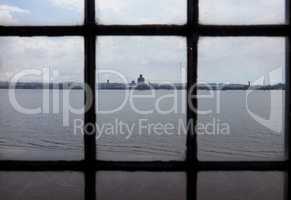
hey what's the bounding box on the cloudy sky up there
[200,0,285,25]
[0,0,286,84]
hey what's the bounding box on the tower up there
[137,74,145,84]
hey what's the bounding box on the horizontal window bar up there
[96,25,188,35]
[96,161,288,171]
[197,161,289,171]
[0,25,289,36]
[0,26,85,36]
[0,25,187,36]
[199,25,289,36]
[96,161,186,171]
[0,161,287,171]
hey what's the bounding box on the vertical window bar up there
[186,34,198,164]
[85,170,96,200]
[84,0,96,200]
[85,0,96,25]
[84,35,96,162]
[285,0,290,163]
[186,0,198,166]
[187,0,198,200]
[286,1,290,200]
[187,169,197,200]
[84,0,96,164]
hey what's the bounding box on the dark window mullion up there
[84,0,96,163]
[286,0,291,165]
[187,0,198,200]
[287,36,290,200]
[286,1,290,200]
[84,0,96,200]
[186,0,198,166]
[0,25,289,36]
[198,25,289,36]
[186,34,197,164]
[84,35,96,163]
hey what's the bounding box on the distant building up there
[135,74,150,90]
[137,74,145,84]
[129,80,136,87]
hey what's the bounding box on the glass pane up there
[96,172,186,200]
[199,0,286,25]
[95,36,187,161]
[198,172,286,200]
[0,37,84,160]
[0,0,83,25]
[197,37,286,161]
[0,172,83,200]
[96,0,186,25]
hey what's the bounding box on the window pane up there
[199,0,286,25]
[197,37,286,161]
[0,0,83,25]
[0,37,84,160]
[96,172,186,200]
[198,172,286,200]
[0,172,83,200]
[95,36,187,161]
[96,0,186,25]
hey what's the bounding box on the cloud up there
[0,4,30,24]
[0,37,84,82]
[96,0,186,24]
[96,37,186,83]
[198,37,285,84]
[48,0,83,11]
[200,0,285,24]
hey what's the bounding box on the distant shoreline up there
[0,82,285,90]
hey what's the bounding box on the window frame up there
[0,0,289,200]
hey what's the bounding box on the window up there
[0,37,84,160]
[0,0,289,200]
[96,36,187,161]
[198,37,286,161]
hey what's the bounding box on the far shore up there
[0,82,285,90]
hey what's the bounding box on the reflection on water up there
[0,171,286,200]
[0,172,83,200]
[197,172,286,200]
[96,172,186,200]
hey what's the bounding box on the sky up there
[0,0,286,84]
[199,0,285,25]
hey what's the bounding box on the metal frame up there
[0,0,289,200]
